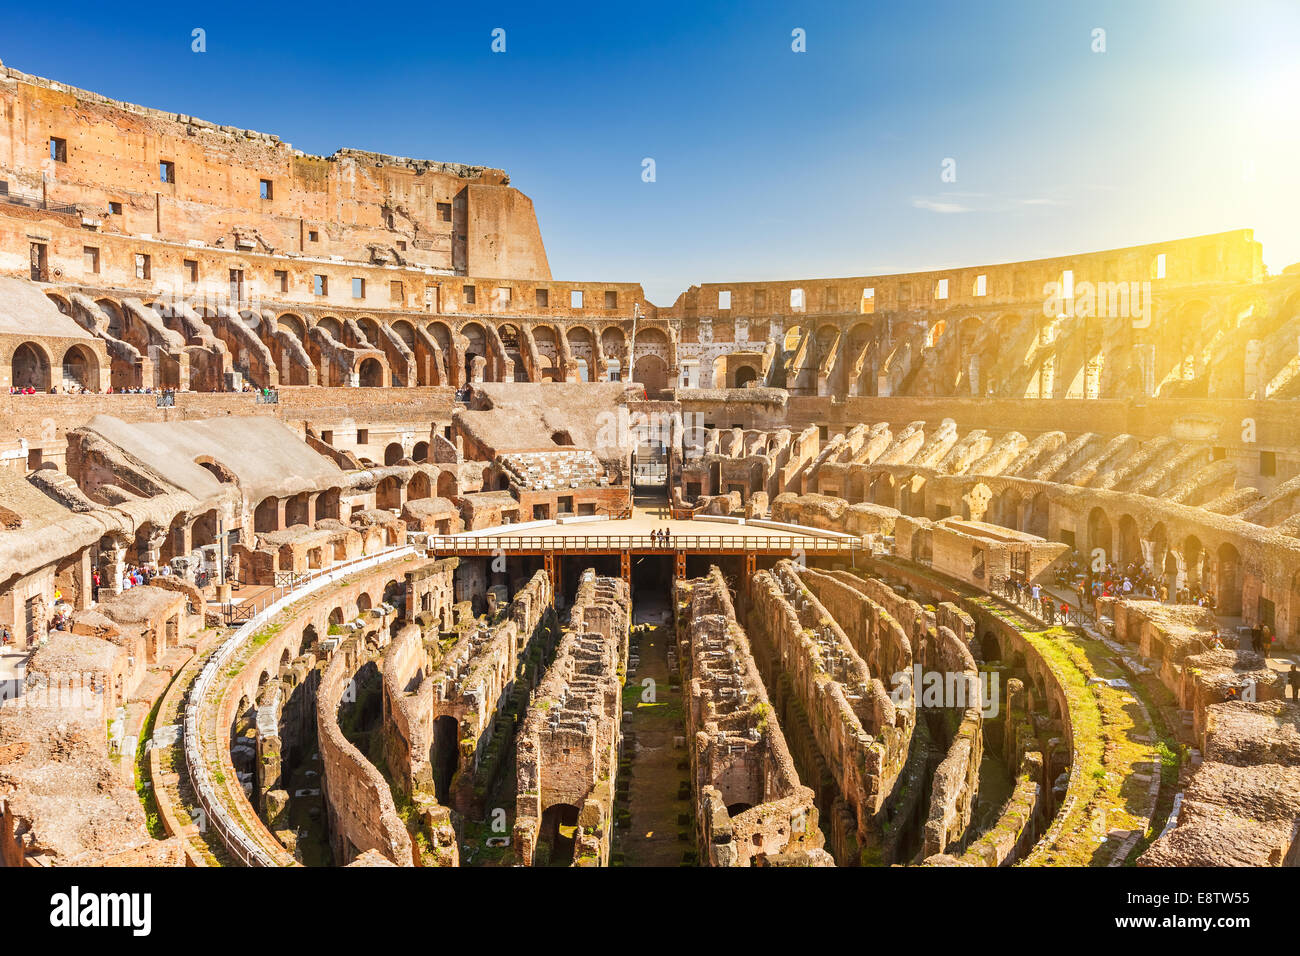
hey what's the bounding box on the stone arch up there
[408,471,431,501]
[357,317,383,347]
[61,344,99,391]
[384,442,405,466]
[376,475,403,510]
[254,497,279,533]
[96,298,126,339]
[412,441,429,463]
[278,313,306,340]
[600,326,626,359]
[734,365,759,388]
[632,353,668,395]
[1117,514,1142,567]
[358,357,385,388]
[1087,507,1113,563]
[11,341,52,391]
[1183,535,1204,590]
[391,319,416,349]
[1216,542,1241,616]
[1027,493,1050,539]
[437,471,457,498]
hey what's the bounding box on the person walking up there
[1288,664,1300,701]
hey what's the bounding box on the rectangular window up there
[437,202,452,222]
[493,286,512,309]
[259,179,273,200]
[314,274,327,296]
[134,253,151,280]
[790,288,805,311]
[1061,269,1074,300]
[50,137,67,162]
[974,274,987,296]
[229,269,245,302]
[861,287,875,314]
[308,230,319,243]
[935,278,949,300]
[109,201,123,216]
[321,430,333,445]
[390,280,404,303]
[1154,253,1167,279]
[604,290,618,309]
[159,160,175,184]
[571,290,584,308]
[535,288,549,308]
[83,246,100,274]
[463,284,476,305]
[356,429,369,445]
[352,277,365,299]
[274,269,288,293]
[1261,451,1277,477]
[184,259,199,283]
[718,290,732,310]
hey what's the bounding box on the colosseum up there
[1,57,1298,874]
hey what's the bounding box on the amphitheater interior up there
[2,60,1300,869]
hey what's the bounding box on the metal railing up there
[425,533,864,554]
[184,545,415,867]
[1,190,79,216]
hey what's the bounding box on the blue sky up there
[4,0,1297,304]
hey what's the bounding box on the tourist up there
[1290,665,1300,701]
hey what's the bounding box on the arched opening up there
[315,316,343,341]
[11,342,51,391]
[376,475,403,510]
[408,471,431,501]
[358,358,384,388]
[254,498,279,533]
[1216,542,1242,616]
[537,803,581,867]
[61,344,98,392]
[632,353,668,395]
[436,471,457,499]
[191,510,220,551]
[734,365,759,388]
[300,624,318,655]
[384,442,405,466]
[1087,507,1113,565]
[1117,514,1142,567]
[356,592,372,614]
[432,715,459,805]
[1184,535,1203,590]
[1027,493,1050,539]
[980,632,1001,662]
[412,441,429,463]
[285,492,310,527]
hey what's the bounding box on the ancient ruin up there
[1,57,1298,873]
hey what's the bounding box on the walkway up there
[617,595,691,866]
